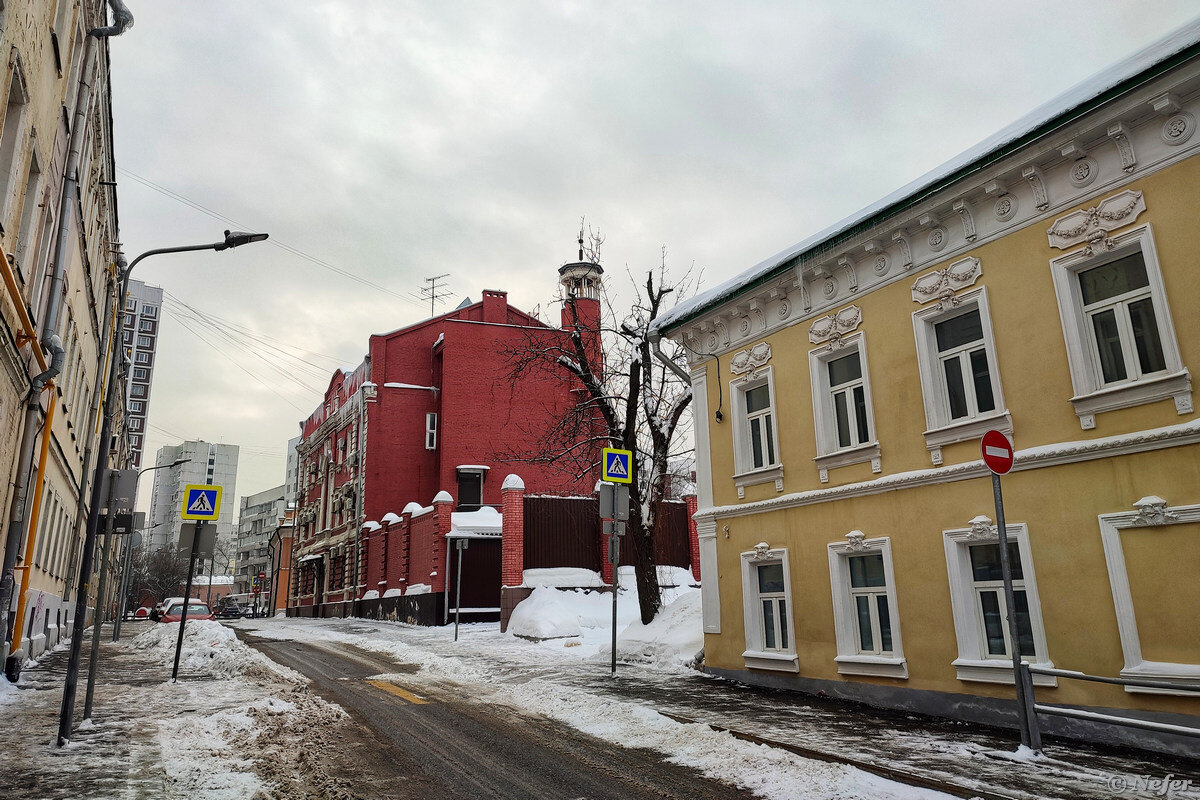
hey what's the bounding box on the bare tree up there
[499,232,697,623]
[127,548,188,608]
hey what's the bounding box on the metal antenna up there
[420,274,452,317]
[578,226,584,262]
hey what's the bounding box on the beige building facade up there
[0,0,125,663]
[654,22,1200,755]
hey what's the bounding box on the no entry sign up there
[981,430,1014,475]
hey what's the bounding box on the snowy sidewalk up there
[0,620,356,800]
[235,610,1200,800]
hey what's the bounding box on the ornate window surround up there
[809,331,881,482]
[827,532,907,678]
[729,364,784,497]
[912,285,1011,464]
[1099,496,1200,694]
[1048,222,1191,429]
[740,543,798,672]
[943,517,1056,687]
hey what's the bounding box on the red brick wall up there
[501,480,525,587]
[406,510,440,590]
[685,494,700,581]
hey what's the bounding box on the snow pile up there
[382,588,403,598]
[508,587,585,639]
[406,584,431,595]
[361,590,380,600]
[129,620,276,678]
[657,565,699,587]
[521,567,604,588]
[616,590,703,668]
[0,675,20,706]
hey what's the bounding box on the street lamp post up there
[57,230,267,746]
[111,459,190,642]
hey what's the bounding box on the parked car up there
[214,602,247,620]
[131,606,151,620]
[159,601,213,623]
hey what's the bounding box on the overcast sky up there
[108,2,1199,513]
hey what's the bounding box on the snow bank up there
[406,584,431,595]
[0,674,20,706]
[382,588,403,598]
[617,590,703,668]
[657,565,698,587]
[521,567,604,588]
[129,620,278,679]
[508,587,584,639]
[361,590,380,600]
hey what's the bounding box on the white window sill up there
[1120,661,1200,696]
[814,442,880,483]
[733,465,784,498]
[952,658,1057,687]
[835,654,908,679]
[1070,369,1192,429]
[923,411,1012,465]
[743,649,799,672]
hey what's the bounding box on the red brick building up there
[290,262,605,621]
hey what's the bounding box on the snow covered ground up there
[0,620,354,800]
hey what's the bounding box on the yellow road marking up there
[366,679,430,704]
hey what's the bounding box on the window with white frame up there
[137,335,151,347]
[142,304,157,317]
[1048,225,1189,428]
[810,334,879,480]
[425,412,437,450]
[135,352,149,364]
[913,287,1009,460]
[740,545,797,671]
[731,369,779,477]
[943,519,1054,686]
[827,533,906,677]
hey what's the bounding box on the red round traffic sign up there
[981,430,1014,475]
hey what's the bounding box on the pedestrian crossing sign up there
[601,447,633,484]
[181,484,222,521]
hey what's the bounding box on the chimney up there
[481,290,507,324]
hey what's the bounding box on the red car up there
[159,601,214,623]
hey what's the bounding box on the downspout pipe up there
[648,330,692,385]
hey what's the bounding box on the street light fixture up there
[57,230,267,746]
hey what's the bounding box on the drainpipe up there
[1,0,133,679]
[648,330,692,385]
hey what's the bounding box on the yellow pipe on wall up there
[0,241,48,373]
[11,395,56,653]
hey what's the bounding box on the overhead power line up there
[117,168,427,308]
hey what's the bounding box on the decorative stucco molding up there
[1022,165,1049,211]
[1108,122,1137,173]
[1046,189,1146,251]
[891,229,913,269]
[729,342,772,376]
[953,199,976,243]
[910,257,982,306]
[808,305,862,346]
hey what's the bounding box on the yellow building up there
[653,22,1200,755]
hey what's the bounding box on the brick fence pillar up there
[431,491,454,594]
[500,474,526,588]
[685,493,701,582]
[600,486,614,586]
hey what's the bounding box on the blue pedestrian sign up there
[601,447,633,484]
[181,484,222,521]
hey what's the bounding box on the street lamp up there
[57,229,267,746]
[110,458,190,641]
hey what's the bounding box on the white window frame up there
[730,366,782,495]
[827,533,907,678]
[810,333,880,482]
[425,412,437,450]
[740,544,798,672]
[1099,497,1200,694]
[943,519,1055,686]
[136,335,151,347]
[1048,224,1190,429]
[912,287,1011,464]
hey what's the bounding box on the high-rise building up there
[284,435,301,509]
[147,441,240,564]
[236,485,285,603]
[123,279,163,468]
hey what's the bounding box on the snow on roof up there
[653,18,1200,334]
[501,473,525,491]
[362,521,382,532]
[456,464,490,471]
[432,490,454,503]
[400,503,424,516]
[383,382,437,391]
[448,506,503,538]
[381,512,402,524]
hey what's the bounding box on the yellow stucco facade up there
[660,30,1200,753]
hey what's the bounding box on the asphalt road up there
[246,635,757,800]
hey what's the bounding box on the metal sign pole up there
[610,525,621,678]
[171,520,202,682]
[992,472,1042,752]
[453,539,466,642]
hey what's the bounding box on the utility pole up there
[420,274,451,317]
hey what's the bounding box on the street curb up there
[656,710,1021,800]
